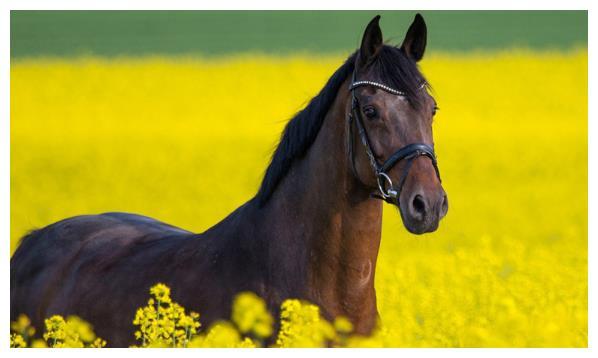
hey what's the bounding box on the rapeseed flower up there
[10,50,587,347]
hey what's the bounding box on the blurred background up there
[11,11,587,57]
[10,11,587,347]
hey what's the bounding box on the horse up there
[11,14,448,347]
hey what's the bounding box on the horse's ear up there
[358,15,383,68]
[401,13,427,62]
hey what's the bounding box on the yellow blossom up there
[10,50,587,347]
[232,291,273,339]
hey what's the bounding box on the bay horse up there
[11,14,448,347]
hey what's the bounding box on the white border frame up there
[1,1,593,355]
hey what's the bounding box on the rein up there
[347,73,441,203]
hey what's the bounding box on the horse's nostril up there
[411,194,427,220]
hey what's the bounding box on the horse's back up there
[10,212,195,331]
[10,207,262,346]
[99,212,193,235]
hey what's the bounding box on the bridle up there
[347,72,441,203]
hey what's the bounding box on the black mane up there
[255,45,427,206]
[368,45,429,107]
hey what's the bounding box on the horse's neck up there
[261,82,383,333]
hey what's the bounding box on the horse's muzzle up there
[398,187,448,234]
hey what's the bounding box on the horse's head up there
[349,14,448,234]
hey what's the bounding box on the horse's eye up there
[363,106,377,119]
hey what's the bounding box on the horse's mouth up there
[396,202,441,235]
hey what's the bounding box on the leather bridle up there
[347,72,441,203]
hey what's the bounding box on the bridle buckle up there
[376,172,398,200]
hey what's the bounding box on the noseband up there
[347,73,441,203]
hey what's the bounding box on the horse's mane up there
[255,45,427,206]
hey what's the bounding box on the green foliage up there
[10,11,587,58]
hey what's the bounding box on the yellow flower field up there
[10,50,587,347]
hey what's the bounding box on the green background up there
[11,10,587,58]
